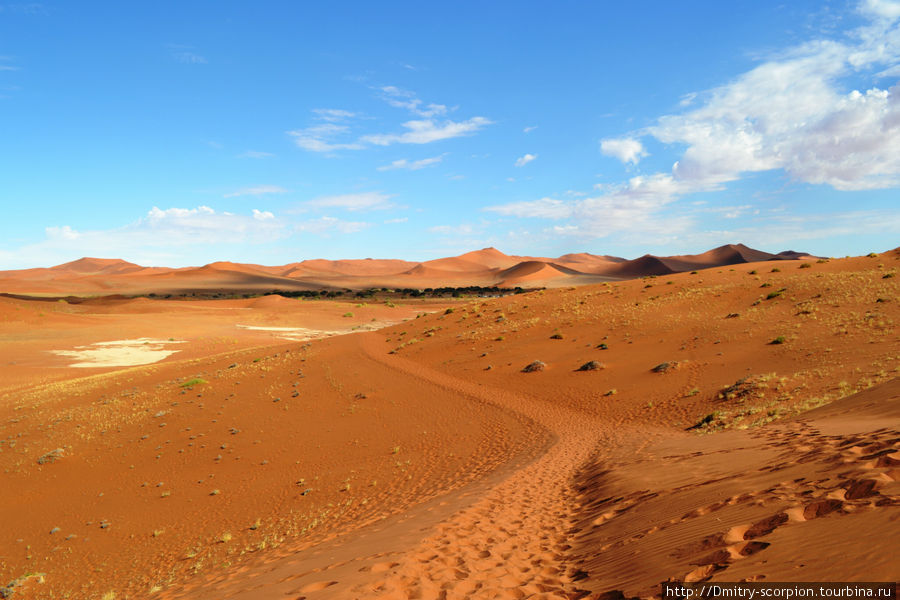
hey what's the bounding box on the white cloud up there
[487,174,695,238]
[640,7,900,191]
[45,225,80,240]
[514,153,537,167]
[4,206,288,268]
[378,86,448,117]
[172,51,207,64]
[288,123,365,153]
[861,0,900,20]
[491,2,900,246]
[360,117,491,146]
[377,154,445,171]
[224,185,288,198]
[239,150,274,159]
[294,216,370,235]
[252,209,275,220]
[487,197,571,219]
[600,138,647,165]
[429,224,476,235]
[523,126,538,133]
[290,92,489,153]
[306,191,396,211]
[312,108,359,122]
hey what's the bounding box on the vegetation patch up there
[180,378,207,387]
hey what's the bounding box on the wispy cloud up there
[523,126,538,133]
[295,216,371,235]
[486,173,696,238]
[223,185,288,198]
[378,86,447,117]
[361,117,491,146]
[514,153,537,167]
[239,150,275,159]
[377,154,446,171]
[0,56,18,71]
[306,191,396,211]
[287,109,365,153]
[428,223,477,235]
[312,108,359,122]
[289,88,490,153]
[172,51,207,64]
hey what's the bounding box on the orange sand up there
[0,250,897,599]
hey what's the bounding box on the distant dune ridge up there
[0,243,818,295]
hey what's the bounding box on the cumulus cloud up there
[306,192,396,212]
[514,153,537,167]
[496,2,900,245]
[223,185,288,198]
[862,0,900,20]
[600,138,647,165]
[1,206,288,268]
[377,154,445,171]
[640,5,900,191]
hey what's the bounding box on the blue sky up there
[1,1,898,268]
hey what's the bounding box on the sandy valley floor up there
[0,252,897,599]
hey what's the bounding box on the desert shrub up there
[180,378,207,387]
[770,336,786,345]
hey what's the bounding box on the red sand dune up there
[0,249,896,599]
[0,243,822,297]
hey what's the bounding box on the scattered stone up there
[37,448,65,465]
[522,360,546,373]
[577,361,604,372]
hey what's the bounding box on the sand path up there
[159,332,609,599]
[341,335,602,600]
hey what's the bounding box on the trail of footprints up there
[682,422,899,582]
[345,429,595,600]
[574,420,898,588]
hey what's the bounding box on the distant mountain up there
[0,244,821,295]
